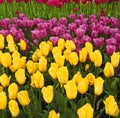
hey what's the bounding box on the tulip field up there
[0,0,120,118]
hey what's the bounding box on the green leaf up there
[76,98,87,109]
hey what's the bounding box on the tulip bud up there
[86,73,95,86]
[94,77,104,96]
[41,85,54,104]
[8,100,20,117]
[79,47,87,63]
[18,39,26,51]
[65,40,76,51]
[64,81,77,99]
[58,38,65,51]
[77,103,94,118]
[0,92,7,110]
[103,95,119,117]
[39,56,47,72]
[8,83,18,99]
[17,90,30,106]
[85,42,93,54]
[56,66,69,84]
[0,34,5,49]
[30,71,44,88]
[48,110,60,118]
[103,62,114,77]
[6,34,14,44]
[15,68,26,85]
[54,54,65,66]
[78,78,89,94]
[63,49,71,61]
[1,52,12,68]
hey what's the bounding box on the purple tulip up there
[69,14,76,21]
[110,28,119,37]
[106,37,117,45]
[58,17,67,25]
[39,29,47,38]
[81,35,92,45]
[93,37,104,47]
[61,33,73,40]
[89,14,97,20]
[106,45,116,55]
[73,38,81,47]
[103,26,110,35]
[91,30,98,38]
[19,13,25,20]
[33,39,39,46]
[78,14,84,20]
[75,19,82,26]
[49,18,57,26]
[49,36,59,46]
[115,32,120,42]
[109,17,118,27]
[75,28,85,38]
[81,18,88,24]
[68,23,77,31]
[0,30,9,37]
[23,20,33,28]
[31,29,40,40]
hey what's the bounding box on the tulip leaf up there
[96,98,103,110]
[76,98,86,109]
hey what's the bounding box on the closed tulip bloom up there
[54,54,65,66]
[64,81,77,99]
[26,60,38,74]
[8,100,20,117]
[93,50,102,67]
[78,78,89,94]
[8,43,17,53]
[17,90,30,106]
[48,63,59,79]
[63,49,71,61]
[79,47,87,63]
[104,95,119,117]
[15,68,26,85]
[41,85,54,104]
[85,42,93,54]
[48,110,60,118]
[65,40,76,51]
[6,34,14,44]
[72,71,82,85]
[77,103,94,118]
[32,49,42,62]
[56,66,68,84]
[47,40,53,51]
[68,52,78,66]
[52,47,62,60]
[39,56,47,72]
[30,71,44,88]
[58,38,65,51]
[0,73,11,87]
[0,51,3,64]
[0,86,3,92]
[0,34,5,49]
[111,52,120,67]
[0,92,7,110]
[19,56,26,69]
[89,52,95,62]
[12,50,20,58]
[39,41,50,56]
[1,52,12,68]
[86,73,95,86]
[104,62,114,77]
[94,77,104,96]
[18,39,26,51]
[8,83,18,99]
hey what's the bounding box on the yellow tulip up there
[12,50,20,59]
[58,38,65,51]
[64,81,77,99]
[15,68,26,85]
[48,63,59,79]
[0,92,7,110]
[18,39,26,51]
[103,62,114,77]
[85,42,93,54]
[30,71,44,88]
[0,73,11,87]
[94,77,104,96]
[0,51,3,64]
[68,52,78,66]
[39,41,50,56]
[78,78,89,94]
[93,50,102,67]
[1,52,12,68]
[86,73,95,86]
[63,49,71,61]
[77,103,94,118]
[56,66,68,84]
[17,90,30,106]
[8,43,17,53]
[52,47,62,60]
[48,110,60,118]
[39,56,47,72]
[6,34,14,44]
[54,54,65,66]
[0,34,5,49]
[65,40,76,51]
[41,85,54,104]
[47,40,53,51]
[9,65,16,72]
[103,95,119,117]
[32,49,42,62]
[8,100,20,117]
[8,83,18,99]
[111,52,120,67]
[79,47,87,63]
[85,64,90,71]
[71,71,82,85]
[26,60,38,74]
[0,86,3,92]
[19,56,26,69]
[89,52,95,62]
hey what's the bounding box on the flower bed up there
[0,13,120,118]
